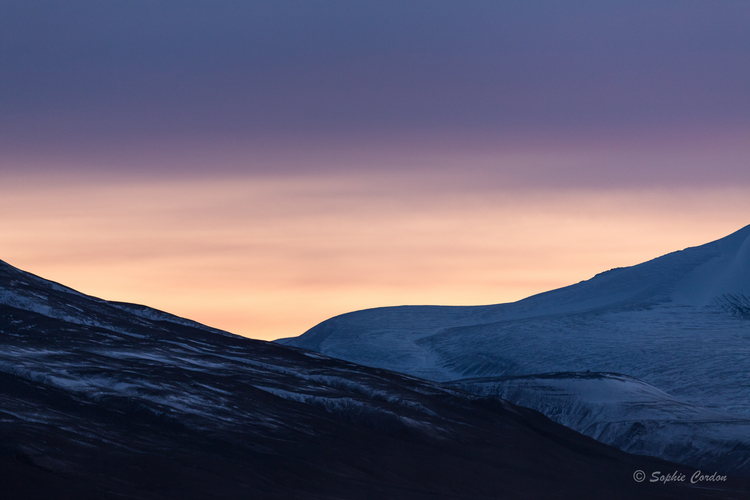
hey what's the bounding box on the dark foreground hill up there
[1,259,748,499]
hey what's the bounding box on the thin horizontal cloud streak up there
[5,130,749,191]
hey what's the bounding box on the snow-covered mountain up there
[6,259,743,498]
[279,224,750,475]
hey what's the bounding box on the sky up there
[1,1,749,340]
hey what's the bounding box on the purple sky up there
[2,1,749,184]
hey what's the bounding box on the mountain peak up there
[671,224,750,307]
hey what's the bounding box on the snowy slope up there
[279,224,750,474]
[450,372,750,476]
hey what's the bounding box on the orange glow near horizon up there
[3,1,750,345]
[2,158,749,341]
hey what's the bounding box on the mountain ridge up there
[280,224,750,354]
